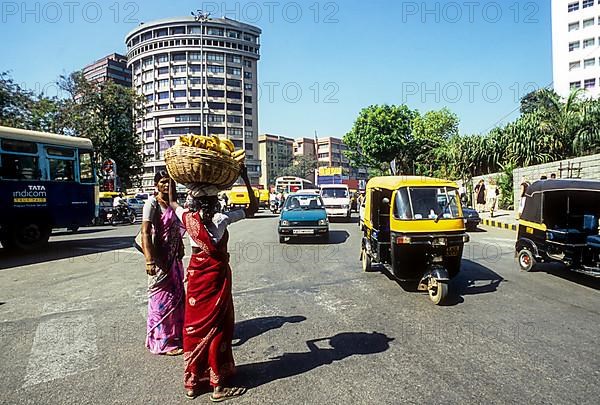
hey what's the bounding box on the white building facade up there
[552,0,600,98]
[125,17,262,187]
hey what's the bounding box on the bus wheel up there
[12,223,51,250]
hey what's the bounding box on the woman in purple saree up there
[141,171,185,355]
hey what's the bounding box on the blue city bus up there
[0,126,97,249]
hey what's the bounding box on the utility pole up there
[192,10,211,136]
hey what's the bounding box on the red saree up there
[182,211,235,391]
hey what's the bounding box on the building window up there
[207,53,224,62]
[158,91,169,100]
[228,128,242,136]
[189,65,202,74]
[245,119,253,126]
[245,107,253,115]
[172,103,187,109]
[228,79,242,88]
[583,18,595,28]
[143,83,153,92]
[172,53,186,62]
[158,104,168,110]
[189,52,201,61]
[173,78,186,86]
[583,0,594,8]
[189,78,201,85]
[228,30,240,39]
[208,102,225,110]
[158,67,169,75]
[209,127,226,134]
[583,38,595,48]
[207,89,225,98]
[228,103,242,112]
[244,83,253,91]
[173,90,186,98]
[245,96,253,103]
[569,61,581,71]
[244,72,253,79]
[209,114,225,123]
[584,78,596,88]
[171,26,185,35]
[568,2,579,12]
[584,58,595,68]
[156,28,168,37]
[208,65,225,74]
[190,89,202,97]
[172,65,187,74]
[244,60,252,68]
[156,53,168,63]
[569,41,581,51]
[207,28,224,36]
[189,26,202,34]
[227,115,242,124]
[227,67,242,76]
[145,94,154,102]
[227,55,242,64]
[568,22,580,31]
[208,77,224,85]
[228,91,242,100]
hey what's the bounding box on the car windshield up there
[321,188,348,198]
[394,187,460,220]
[284,195,324,210]
[128,198,141,204]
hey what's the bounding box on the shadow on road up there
[233,315,307,347]
[0,236,137,270]
[51,228,113,237]
[283,231,349,245]
[441,259,505,305]
[530,263,600,291]
[234,331,393,388]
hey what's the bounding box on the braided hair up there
[188,196,220,225]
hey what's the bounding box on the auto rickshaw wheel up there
[279,235,286,243]
[427,278,448,305]
[361,248,372,272]
[518,248,536,272]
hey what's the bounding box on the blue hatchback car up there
[278,192,329,243]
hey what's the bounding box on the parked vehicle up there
[126,197,145,216]
[278,192,329,243]
[462,207,481,231]
[320,184,351,220]
[258,189,270,209]
[361,176,469,305]
[515,179,600,278]
[0,126,97,249]
[227,186,260,209]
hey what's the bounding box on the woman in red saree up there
[169,166,258,401]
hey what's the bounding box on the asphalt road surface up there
[1,212,599,404]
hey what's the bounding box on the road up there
[1,212,599,404]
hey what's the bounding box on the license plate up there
[446,246,460,256]
[293,229,313,235]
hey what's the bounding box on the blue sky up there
[0,0,552,138]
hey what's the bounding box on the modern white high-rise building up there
[125,16,262,187]
[552,0,600,98]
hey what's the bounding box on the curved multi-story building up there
[125,16,261,187]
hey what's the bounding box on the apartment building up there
[82,53,132,87]
[552,0,600,97]
[258,134,294,187]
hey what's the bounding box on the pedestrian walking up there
[518,177,530,217]
[141,171,186,356]
[168,165,258,401]
[474,179,487,213]
[488,180,500,218]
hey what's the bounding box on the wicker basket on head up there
[164,144,241,189]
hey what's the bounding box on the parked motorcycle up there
[108,204,136,225]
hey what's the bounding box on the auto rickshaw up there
[361,176,469,305]
[515,179,600,278]
[259,189,270,209]
[228,186,260,209]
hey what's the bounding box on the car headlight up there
[280,220,290,226]
[318,219,328,226]
[342,205,349,209]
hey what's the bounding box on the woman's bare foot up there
[164,348,184,356]
[209,386,247,402]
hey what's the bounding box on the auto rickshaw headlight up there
[281,220,290,226]
[433,237,447,246]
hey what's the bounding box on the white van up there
[320,184,351,220]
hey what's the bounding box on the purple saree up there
[146,205,185,354]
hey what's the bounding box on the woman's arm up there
[169,178,181,211]
[241,165,259,217]
[141,220,156,275]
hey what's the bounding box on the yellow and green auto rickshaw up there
[361,176,469,304]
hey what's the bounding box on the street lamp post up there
[192,10,210,136]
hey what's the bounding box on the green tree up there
[59,72,145,189]
[343,104,417,174]
[412,108,459,176]
[0,71,32,128]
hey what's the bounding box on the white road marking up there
[22,313,98,388]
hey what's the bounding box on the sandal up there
[209,387,247,402]
[185,390,199,400]
[165,348,184,356]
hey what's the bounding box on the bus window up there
[46,146,75,157]
[0,153,40,180]
[78,151,94,183]
[1,139,37,154]
[49,158,75,181]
